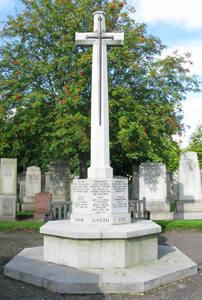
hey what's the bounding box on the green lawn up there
[0,220,44,232]
[1,219,202,233]
[156,220,202,231]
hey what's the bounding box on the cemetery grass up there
[156,220,202,231]
[1,219,202,233]
[0,220,44,233]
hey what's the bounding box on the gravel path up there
[1,230,202,300]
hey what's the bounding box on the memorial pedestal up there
[40,220,160,269]
[70,178,131,225]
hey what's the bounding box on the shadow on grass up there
[16,211,34,221]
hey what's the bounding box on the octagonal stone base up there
[40,220,161,269]
[4,245,197,294]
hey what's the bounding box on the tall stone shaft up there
[75,11,124,179]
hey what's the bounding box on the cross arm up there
[103,32,124,46]
[75,32,95,46]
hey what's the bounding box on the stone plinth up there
[70,178,130,225]
[40,220,161,269]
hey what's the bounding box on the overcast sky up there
[0,0,202,147]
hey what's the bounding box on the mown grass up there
[0,220,44,232]
[1,219,202,233]
[156,220,202,231]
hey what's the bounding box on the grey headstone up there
[178,152,202,201]
[45,161,71,201]
[24,166,41,204]
[139,162,169,212]
[0,158,17,219]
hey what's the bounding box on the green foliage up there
[0,0,200,175]
[187,124,202,168]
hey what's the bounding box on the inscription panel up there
[112,179,128,213]
[89,180,111,215]
[71,178,130,225]
[72,180,89,213]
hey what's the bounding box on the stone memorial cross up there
[76,11,124,178]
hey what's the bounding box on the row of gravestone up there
[129,151,202,220]
[0,159,72,219]
[0,152,202,220]
[18,161,72,211]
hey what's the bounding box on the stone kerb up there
[0,158,17,220]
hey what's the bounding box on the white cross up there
[76,11,124,178]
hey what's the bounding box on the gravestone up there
[139,162,173,220]
[22,166,41,211]
[176,152,202,218]
[34,192,52,221]
[45,161,71,202]
[129,166,139,200]
[0,158,17,220]
[172,170,179,201]
[18,172,26,210]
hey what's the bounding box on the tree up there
[187,124,202,168]
[0,0,199,176]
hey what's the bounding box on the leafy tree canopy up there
[0,0,200,176]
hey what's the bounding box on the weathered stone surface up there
[4,244,197,294]
[34,192,52,221]
[0,158,17,195]
[0,195,16,220]
[40,220,160,269]
[45,161,71,202]
[0,158,17,219]
[129,166,139,200]
[24,167,41,203]
[139,163,169,213]
[172,170,179,201]
[18,172,26,203]
[178,152,202,202]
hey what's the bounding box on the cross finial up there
[98,0,102,9]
